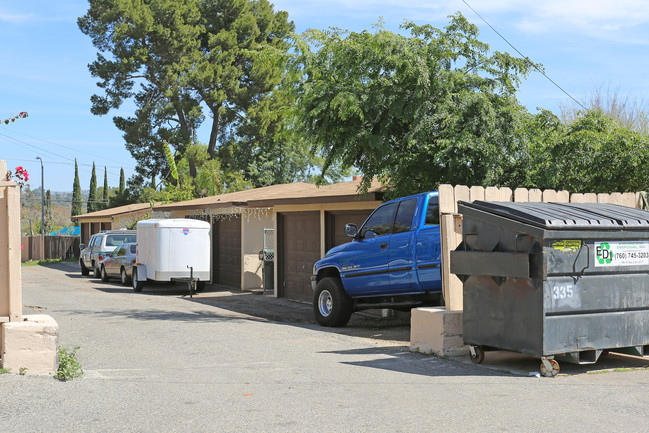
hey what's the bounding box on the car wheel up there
[80,260,90,276]
[100,265,109,282]
[120,267,130,286]
[93,262,100,278]
[132,268,144,292]
[313,277,353,327]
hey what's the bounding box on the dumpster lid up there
[460,201,649,229]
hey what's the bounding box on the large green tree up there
[71,159,83,219]
[294,14,537,198]
[79,0,297,190]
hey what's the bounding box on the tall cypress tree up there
[71,159,83,220]
[45,189,52,233]
[87,162,97,213]
[119,168,125,196]
[102,166,109,210]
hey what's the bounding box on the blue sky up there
[2,0,649,192]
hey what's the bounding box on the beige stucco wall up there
[241,210,274,290]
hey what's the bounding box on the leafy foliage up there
[294,14,538,198]
[55,346,83,381]
[524,109,649,193]
[2,112,28,125]
[78,0,302,191]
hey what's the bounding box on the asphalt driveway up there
[1,262,649,432]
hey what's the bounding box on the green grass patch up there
[589,366,649,374]
[22,257,77,266]
[0,367,10,374]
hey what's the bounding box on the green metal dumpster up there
[451,201,649,376]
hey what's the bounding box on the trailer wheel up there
[80,260,90,276]
[469,345,485,364]
[100,265,109,282]
[313,277,353,327]
[132,268,144,292]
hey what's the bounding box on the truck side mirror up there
[345,223,358,238]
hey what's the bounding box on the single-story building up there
[74,202,155,245]
[153,178,386,301]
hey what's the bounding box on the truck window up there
[425,196,440,225]
[393,199,417,233]
[361,202,397,238]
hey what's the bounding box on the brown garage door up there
[213,216,241,289]
[325,210,373,251]
[279,212,321,301]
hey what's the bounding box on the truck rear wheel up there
[132,268,144,292]
[313,277,353,327]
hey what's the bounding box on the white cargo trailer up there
[132,218,211,292]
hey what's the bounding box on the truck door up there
[415,195,442,292]
[341,202,397,296]
[388,198,418,293]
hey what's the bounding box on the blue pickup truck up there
[311,192,443,326]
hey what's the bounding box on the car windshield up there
[105,234,136,247]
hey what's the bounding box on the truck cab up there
[311,192,442,326]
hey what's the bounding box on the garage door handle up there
[380,243,387,249]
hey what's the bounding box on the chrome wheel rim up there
[318,290,333,317]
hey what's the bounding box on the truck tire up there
[313,277,353,327]
[132,268,144,292]
[80,260,90,276]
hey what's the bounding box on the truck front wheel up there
[313,277,353,327]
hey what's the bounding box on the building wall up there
[241,210,274,290]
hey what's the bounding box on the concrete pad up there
[410,307,469,356]
[1,314,59,375]
[449,350,649,377]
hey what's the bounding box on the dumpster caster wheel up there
[540,359,560,377]
[469,346,485,364]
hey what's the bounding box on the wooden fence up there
[438,185,644,311]
[20,235,80,262]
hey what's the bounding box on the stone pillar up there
[0,160,22,322]
[1,160,59,375]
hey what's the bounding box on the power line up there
[460,0,587,110]
[1,156,130,178]
[1,128,138,169]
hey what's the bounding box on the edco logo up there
[596,242,613,264]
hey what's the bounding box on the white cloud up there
[273,0,649,40]
[0,11,34,23]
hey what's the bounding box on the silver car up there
[100,242,137,285]
[80,230,136,277]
